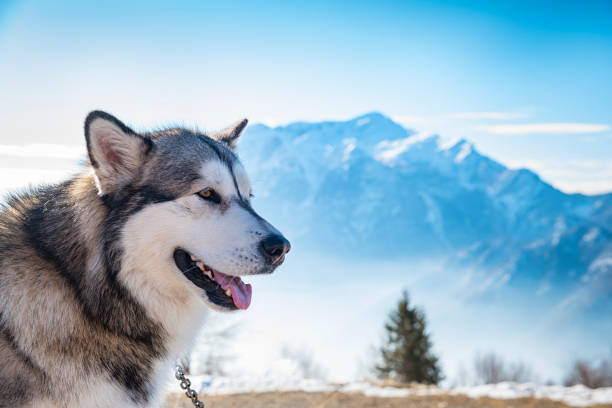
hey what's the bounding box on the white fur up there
[115,157,277,402]
[45,379,141,408]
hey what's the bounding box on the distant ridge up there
[239,112,612,305]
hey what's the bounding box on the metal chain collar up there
[174,365,205,408]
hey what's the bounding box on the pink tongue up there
[211,271,252,310]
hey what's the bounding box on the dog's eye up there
[197,188,221,204]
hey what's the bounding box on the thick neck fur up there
[0,169,207,405]
[21,171,165,342]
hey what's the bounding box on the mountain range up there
[238,112,612,306]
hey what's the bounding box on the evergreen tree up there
[374,291,443,384]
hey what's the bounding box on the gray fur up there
[0,111,289,407]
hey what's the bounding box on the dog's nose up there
[260,234,291,264]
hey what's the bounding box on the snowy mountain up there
[239,112,612,299]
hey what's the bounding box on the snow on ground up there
[173,375,612,407]
[452,383,612,407]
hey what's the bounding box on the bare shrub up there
[564,358,612,389]
[451,364,472,387]
[506,361,535,383]
[474,352,506,384]
[189,316,241,376]
[280,344,326,379]
[473,352,535,384]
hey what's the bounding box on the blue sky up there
[1,0,611,193]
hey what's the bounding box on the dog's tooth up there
[205,271,213,279]
[225,288,232,297]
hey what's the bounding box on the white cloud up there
[0,167,79,196]
[449,112,530,120]
[391,115,426,126]
[505,158,612,194]
[258,119,281,127]
[0,143,85,159]
[475,123,610,135]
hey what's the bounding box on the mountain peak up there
[352,111,390,122]
[449,139,474,163]
[240,113,609,273]
[349,112,411,133]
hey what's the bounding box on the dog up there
[0,111,290,407]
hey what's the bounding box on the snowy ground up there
[168,374,612,407]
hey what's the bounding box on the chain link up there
[175,365,205,408]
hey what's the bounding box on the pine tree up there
[374,291,443,384]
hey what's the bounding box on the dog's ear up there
[210,118,248,151]
[84,110,153,195]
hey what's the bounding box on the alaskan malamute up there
[0,111,290,407]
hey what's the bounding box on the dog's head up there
[84,111,290,313]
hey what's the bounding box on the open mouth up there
[173,249,252,310]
